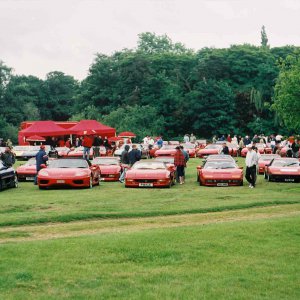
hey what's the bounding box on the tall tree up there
[273,53,300,131]
[261,25,269,48]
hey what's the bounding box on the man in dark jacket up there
[221,143,230,155]
[35,145,48,185]
[93,135,102,158]
[128,145,141,166]
[0,147,15,167]
[119,145,130,183]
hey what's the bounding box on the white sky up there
[1,0,300,80]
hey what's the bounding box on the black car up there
[0,161,18,191]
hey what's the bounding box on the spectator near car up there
[35,145,48,185]
[128,144,141,166]
[291,139,299,158]
[0,147,15,167]
[221,143,230,155]
[119,145,130,183]
[82,135,93,160]
[93,135,102,158]
[174,146,186,185]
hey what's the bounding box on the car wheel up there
[89,176,93,188]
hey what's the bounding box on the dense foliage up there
[0,31,299,142]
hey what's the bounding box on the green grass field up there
[0,158,299,299]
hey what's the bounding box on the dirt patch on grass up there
[0,204,299,243]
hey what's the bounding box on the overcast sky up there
[1,0,300,80]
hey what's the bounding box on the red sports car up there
[16,158,55,181]
[204,154,236,163]
[197,159,243,186]
[264,157,300,182]
[257,154,280,174]
[67,146,94,158]
[55,147,71,157]
[154,145,177,157]
[197,144,222,158]
[125,161,176,188]
[16,158,36,181]
[92,157,121,181]
[37,158,100,189]
[215,141,239,156]
[241,143,266,157]
[181,143,197,158]
[196,140,207,149]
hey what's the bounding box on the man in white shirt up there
[245,144,258,188]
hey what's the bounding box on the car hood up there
[99,165,121,174]
[17,165,36,172]
[269,167,300,174]
[39,168,91,177]
[126,169,170,179]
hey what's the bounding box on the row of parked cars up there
[0,153,298,191]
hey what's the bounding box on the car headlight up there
[232,175,242,179]
[204,175,213,178]
[39,170,48,176]
[75,171,89,177]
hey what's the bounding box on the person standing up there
[103,136,109,150]
[156,137,163,149]
[221,142,230,155]
[128,145,141,166]
[291,139,299,158]
[119,145,130,183]
[35,145,48,185]
[0,147,15,167]
[93,135,101,158]
[183,134,190,143]
[174,146,186,185]
[245,144,258,188]
[190,133,196,143]
[227,134,232,143]
[82,135,93,160]
[179,145,189,183]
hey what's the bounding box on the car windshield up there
[92,158,119,165]
[259,155,278,161]
[48,159,89,169]
[272,159,299,167]
[154,157,174,164]
[206,155,233,161]
[160,145,177,150]
[205,144,221,149]
[132,162,166,170]
[204,161,236,169]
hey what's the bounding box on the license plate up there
[217,183,228,187]
[26,177,35,181]
[285,179,295,182]
[56,180,65,183]
[139,183,153,187]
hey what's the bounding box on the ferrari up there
[257,154,280,174]
[92,157,121,181]
[197,144,222,158]
[16,157,37,181]
[125,161,176,188]
[37,158,100,189]
[154,145,177,157]
[197,159,243,186]
[241,143,266,157]
[264,157,300,182]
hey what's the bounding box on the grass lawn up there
[0,157,299,299]
[0,158,299,226]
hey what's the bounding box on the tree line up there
[0,31,299,143]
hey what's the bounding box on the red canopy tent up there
[26,135,46,142]
[69,120,116,137]
[118,131,136,138]
[20,121,67,137]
